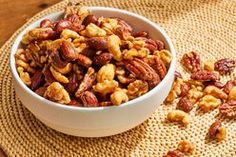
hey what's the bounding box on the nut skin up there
[219,100,236,118]
[190,70,219,82]
[125,58,160,88]
[83,14,98,26]
[30,70,44,91]
[177,97,193,113]
[87,37,108,50]
[163,150,184,157]
[93,53,113,66]
[181,51,201,73]
[80,91,99,107]
[214,58,235,75]
[60,40,77,61]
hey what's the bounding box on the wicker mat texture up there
[0,0,236,156]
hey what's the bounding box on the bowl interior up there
[10,7,176,110]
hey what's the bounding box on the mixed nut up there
[164,51,235,156]
[15,3,172,107]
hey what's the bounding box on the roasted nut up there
[75,67,96,96]
[81,23,106,37]
[42,64,56,84]
[136,37,161,52]
[132,31,148,37]
[83,14,98,26]
[165,91,177,104]
[60,29,80,39]
[180,83,190,97]
[76,54,92,67]
[174,71,182,79]
[50,66,69,83]
[223,80,235,94]
[60,40,77,61]
[191,70,219,81]
[55,20,73,33]
[17,67,31,86]
[64,73,78,93]
[154,50,172,66]
[145,55,167,79]
[110,88,129,105]
[165,78,184,103]
[114,18,132,40]
[68,99,82,107]
[163,150,184,157]
[204,59,215,71]
[203,81,224,89]
[177,140,195,154]
[208,120,226,141]
[22,28,56,44]
[117,74,135,84]
[107,34,122,61]
[177,97,193,113]
[35,87,47,96]
[204,85,228,100]
[40,19,53,28]
[80,91,99,107]
[87,37,108,50]
[127,80,149,99]
[125,58,160,87]
[198,95,221,112]
[123,48,149,60]
[49,49,68,68]
[98,17,119,34]
[228,86,236,101]
[93,80,119,95]
[187,85,204,103]
[214,58,235,75]
[181,51,201,73]
[30,71,44,91]
[167,110,190,126]
[219,100,236,118]
[93,53,113,66]
[97,64,116,83]
[52,63,72,74]
[44,82,71,104]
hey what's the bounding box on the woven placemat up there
[1,0,236,156]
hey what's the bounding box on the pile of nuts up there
[15,3,172,107]
[164,51,236,156]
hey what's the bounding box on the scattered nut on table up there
[177,140,195,154]
[167,110,190,126]
[208,120,226,141]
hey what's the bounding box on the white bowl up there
[10,7,176,137]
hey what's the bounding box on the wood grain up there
[0,0,60,156]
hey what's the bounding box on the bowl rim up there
[10,6,176,111]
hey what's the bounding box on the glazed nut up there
[110,89,129,105]
[93,52,113,66]
[80,91,99,107]
[40,19,53,28]
[204,59,215,71]
[204,85,228,100]
[197,95,221,112]
[219,100,236,118]
[52,63,72,74]
[50,66,69,83]
[115,18,132,40]
[76,54,92,67]
[83,14,98,26]
[181,51,201,73]
[60,40,77,61]
[17,67,31,86]
[98,17,119,34]
[165,91,177,103]
[208,120,226,141]
[60,29,80,39]
[163,150,184,157]
[223,80,235,94]
[187,85,204,103]
[167,110,190,126]
[177,97,194,113]
[154,50,172,66]
[190,70,219,81]
[228,86,236,101]
[81,23,106,37]
[177,140,195,154]
[93,80,119,95]
[30,71,44,91]
[107,34,122,61]
[87,37,108,50]
[127,80,149,99]
[214,58,235,75]
[123,48,149,60]
[180,83,190,97]
[97,64,116,83]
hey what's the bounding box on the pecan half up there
[93,53,113,66]
[180,83,190,97]
[30,70,44,91]
[76,54,92,67]
[65,14,84,32]
[223,80,235,94]
[80,91,99,107]
[60,40,77,61]
[219,100,236,118]
[75,67,96,97]
[203,81,224,89]
[132,31,148,37]
[208,120,221,138]
[83,14,98,26]
[181,52,201,73]
[145,56,167,79]
[214,58,235,75]
[125,58,160,87]
[190,70,219,81]
[49,49,68,68]
[87,37,108,50]
[35,86,47,96]
[114,18,132,39]
[163,150,184,157]
[42,64,56,84]
[177,97,193,113]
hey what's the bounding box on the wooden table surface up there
[0,1,60,156]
